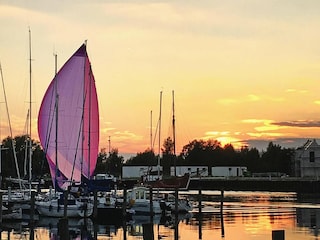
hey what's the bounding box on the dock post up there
[0,192,2,224]
[30,191,36,224]
[174,187,179,240]
[123,187,128,240]
[149,187,153,217]
[174,187,179,213]
[58,218,69,240]
[220,189,225,237]
[198,188,202,240]
[93,190,98,219]
[123,187,127,219]
[49,186,52,200]
[63,190,68,218]
[8,187,11,201]
[272,230,285,240]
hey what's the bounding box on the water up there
[2,191,320,240]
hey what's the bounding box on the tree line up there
[96,137,295,177]
[0,135,295,185]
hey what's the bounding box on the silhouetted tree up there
[239,145,260,173]
[95,148,108,174]
[1,135,47,185]
[180,139,222,166]
[125,149,157,166]
[105,148,124,177]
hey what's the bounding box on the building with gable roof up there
[294,139,320,178]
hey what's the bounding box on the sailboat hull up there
[35,199,93,218]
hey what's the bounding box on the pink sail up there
[38,44,99,190]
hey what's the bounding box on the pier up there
[188,177,320,194]
[120,177,320,194]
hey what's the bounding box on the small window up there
[310,151,315,162]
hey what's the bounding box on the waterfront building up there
[294,139,320,178]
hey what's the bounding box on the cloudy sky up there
[1,0,320,157]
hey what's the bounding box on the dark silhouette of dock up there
[188,177,320,194]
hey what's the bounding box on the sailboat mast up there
[157,91,162,178]
[54,53,58,190]
[172,90,176,176]
[150,110,152,151]
[88,63,92,179]
[28,28,32,186]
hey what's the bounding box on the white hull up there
[36,200,93,218]
[35,193,93,218]
[127,186,163,215]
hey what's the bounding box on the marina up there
[0,191,319,240]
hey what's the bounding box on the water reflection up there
[3,192,320,240]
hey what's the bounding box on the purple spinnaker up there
[38,44,99,190]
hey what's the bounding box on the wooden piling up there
[93,190,98,219]
[123,187,127,219]
[272,230,285,240]
[58,218,69,240]
[0,192,3,224]
[63,190,68,218]
[30,191,36,224]
[220,189,225,237]
[7,187,11,201]
[198,188,202,240]
[174,187,179,240]
[174,187,178,213]
[149,187,153,216]
[122,186,128,240]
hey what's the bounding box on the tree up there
[1,135,48,185]
[239,145,260,173]
[95,148,108,174]
[105,148,124,177]
[180,139,222,166]
[125,149,157,166]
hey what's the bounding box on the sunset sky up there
[1,1,320,158]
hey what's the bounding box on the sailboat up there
[145,91,190,191]
[36,43,98,217]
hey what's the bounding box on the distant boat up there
[126,186,163,215]
[36,43,98,217]
[145,91,190,190]
[146,173,190,190]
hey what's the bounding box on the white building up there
[122,165,163,180]
[170,166,209,177]
[211,166,247,177]
[294,139,320,178]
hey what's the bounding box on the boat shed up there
[294,139,320,178]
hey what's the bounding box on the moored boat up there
[127,186,163,215]
[35,191,93,218]
[37,43,99,218]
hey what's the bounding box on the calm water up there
[2,191,320,240]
